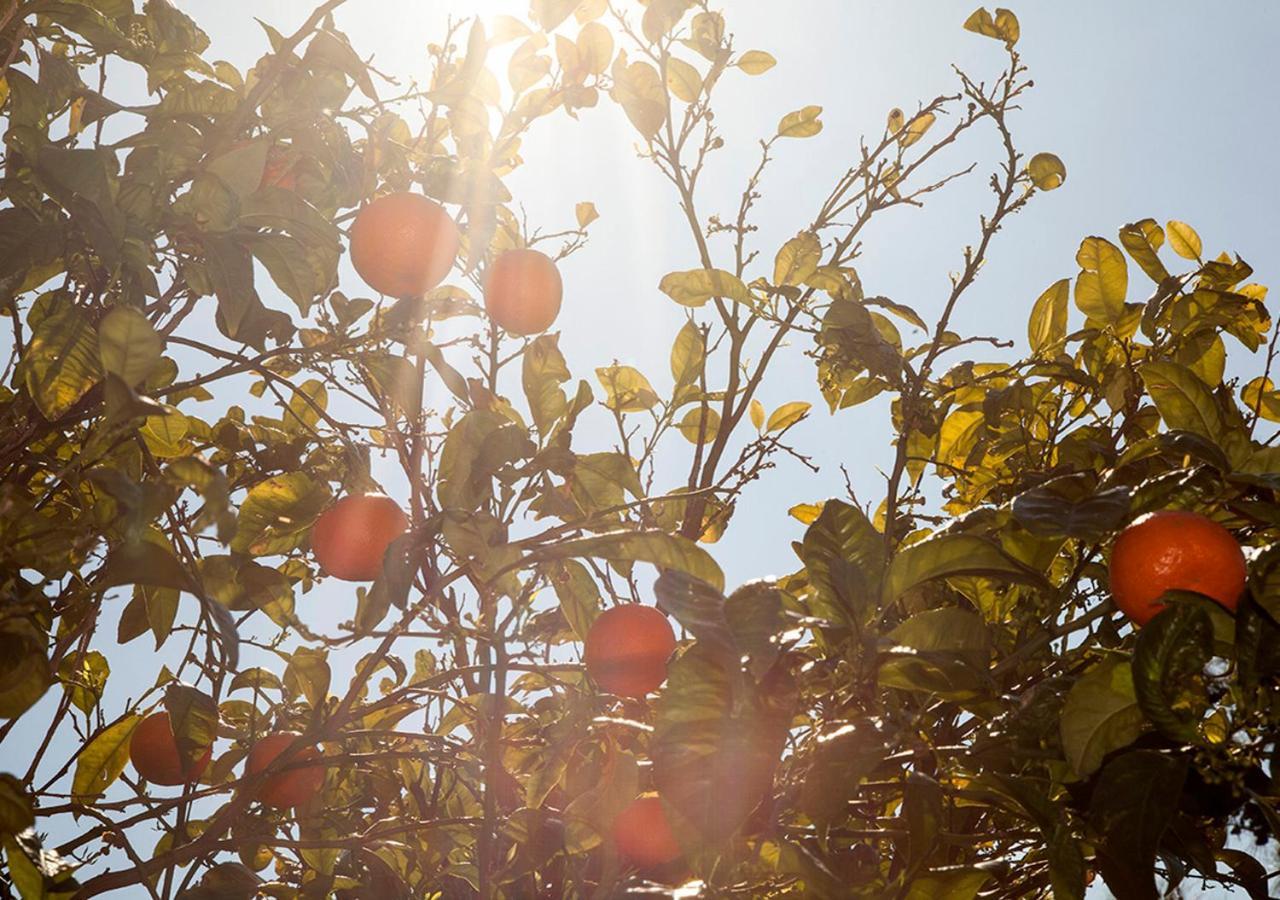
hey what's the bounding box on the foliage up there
[0,1,1276,898]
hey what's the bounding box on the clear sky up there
[11,1,1280,891]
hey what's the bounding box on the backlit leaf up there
[900,111,936,148]
[1118,218,1168,283]
[677,406,720,443]
[665,56,701,103]
[23,306,101,420]
[1166,219,1202,260]
[773,232,821,286]
[659,268,750,307]
[73,715,141,799]
[765,401,810,433]
[1027,278,1069,354]
[883,533,1046,604]
[595,364,659,412]
[777,105,823,138]
[1060,657,1146,776]
[97,306,162,388]
[735,50,776,75]
[1074,236,1127,323]
[1139,360,1224,443]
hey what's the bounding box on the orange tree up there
[0,2,1277,898]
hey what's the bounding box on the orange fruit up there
[483,248,563,335]
[584,604,676,697]
[129,711,212,786]
[311,494,407,582]
[349,192,459,299]
[259,143,298,192]
[612,795,682,867]
[1109,510,1247,625]
[245,731,325,809]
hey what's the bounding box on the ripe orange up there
[483,248,563,335]
[245,731,325,809]
[349,192,459,299]
[259,143,298,192]
[129,711,212,786]
[584,604,676,698]
[612,795,682,867]
[311,494,408,582]
[1109,510,1246,625]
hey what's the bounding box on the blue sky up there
[10,1,1280,891]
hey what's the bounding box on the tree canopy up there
[0,2,1277,898]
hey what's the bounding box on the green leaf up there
[73,714,141,799]
[658,268,750,308]
[546,559,600,641]
[799,499,884,625]
[724,581,785,679]
[652,643,787,841]
[58,650,109,715]
[1074,236,1127,324]
[735,50,775,75]
[206,140,269,199]
[773,232,821,286]
[1026,152,1066,191]
[653,570,736,661]
[1118,219,1169,283]
[97,306,162,388]
[777,104,823,138]
[1059,657,1146,776]
[539,530,724,593]
[23,306,101,420]
[595,364,659,412]
[246,233,333,316]
[231,473,330,556]
[888,608,990,669]
[1011,477,1131,539]
[283,647,331,707]
[164,683,218,771]
[0,774,34,836]
[883,533,1046,605]
[1139,360,1224,442]
[904,869,989,900]
[1027,278,1069,355]
[523,335,570,433]
[364,353,423,420]
[1132,600,1212,741]
[98,541,197,594]
[1088,750,1187,900]
[1166,219,1202,260]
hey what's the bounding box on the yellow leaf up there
[68,96,86,135]
[576,0,608,23]
[766,401,811,432]
[1166,220,1202,260]
[788,502,824,524]
[735,50,776,75]
[575,201,599,228]
[659,268,750,307]
[1242,377,1280,423]
[576,21,613,75]
[491,15,532,44]
[665,56,702,103]
[777,105,823,138]
[886,107,905,135]
[610,56,666,139]
[595,365,660,412]
[73,714,141,799]
[773,232,821,286]
[1027,278,1069,355]
[670,320,706,388]
[1074,236,1128,324]
[963,6,1019,46]
[677,406,721,443]
[749,398,765,430]
[1027,152,1066,190]
[900,111,935,147]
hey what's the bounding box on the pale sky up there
[10,1,1280,891]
